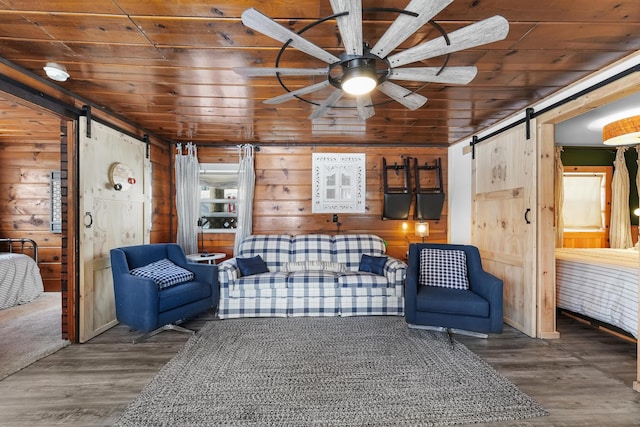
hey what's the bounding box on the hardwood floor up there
[0,313,638,426]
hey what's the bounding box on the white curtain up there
[636,145,640,245]
[233,144,256,255]
[554,146,564,248]
[175,142,200,254]
[610,146,632,248]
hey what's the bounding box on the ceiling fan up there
[234,0,509,120]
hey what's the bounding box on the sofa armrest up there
[384,257,407,290]
[217,259,240,288]
[112,273,162,327]
[469,270,503,302]
[469,270,504,332]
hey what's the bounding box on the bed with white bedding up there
[0,237,44,310]
[555,248,638,339]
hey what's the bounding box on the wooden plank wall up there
[149,142,173,243]
[0,122,62,291]
[195,145,449,261]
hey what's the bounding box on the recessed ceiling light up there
[43,62,70,82]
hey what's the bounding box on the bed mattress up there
[0,253,44,310]
[555,248,638,338]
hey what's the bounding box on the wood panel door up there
[79,117,151,343]
[472,124,537,337]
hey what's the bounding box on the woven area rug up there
[0,292,69,381]
[116,317,547,426]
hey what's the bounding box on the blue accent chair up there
[405,243,503,336]
[110,243,218,343]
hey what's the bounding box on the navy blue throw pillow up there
[237,255,269,276]
[358,254,387,275]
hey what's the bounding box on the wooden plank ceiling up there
[0,0,638,146]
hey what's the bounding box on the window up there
[199,163,239,232]
[562,171,608,231]
[312,153,366,213]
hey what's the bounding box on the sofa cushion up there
[287,270,340,290]
[416,285,489,317]
[130,258,194,290]
[236,272,289,290]
[338,272,389,289]
[419,248,470,290]
[158,280,212,312]
[333,234,386,271]
[358,254,387,275]
[238,235,292,271]
[237,255,269,276]
[290,234,333,262]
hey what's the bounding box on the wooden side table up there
[186,252,226,264]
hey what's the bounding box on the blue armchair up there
[405,243,503,336]
[110,243,218,343]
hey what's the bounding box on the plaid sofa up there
[217,234,406,319]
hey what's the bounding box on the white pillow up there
[307,260,345,273]
[282,261,308,272]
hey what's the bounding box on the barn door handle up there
[84,212,93,228]
[524,208,531,224]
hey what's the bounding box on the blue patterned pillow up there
[419,249,469,290]
[358,254,387,275]
[237,255,269,276]
[130,258,194,290]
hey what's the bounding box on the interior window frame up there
[199,162,239,234]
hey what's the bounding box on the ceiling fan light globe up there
[342,75,377,96]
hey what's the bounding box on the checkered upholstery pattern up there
[289,296,339,317]
[333,234,386,271]
[338,272,389,290]
[219,297,288,318]
[288,270,340,292]
[238,234,292,271]
[129,258,194,290]
[290,234,333,262]
[217,234,406,319]
[419,248,470,290]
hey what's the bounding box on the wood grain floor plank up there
[0,312,639,426]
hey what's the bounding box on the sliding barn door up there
[472,124,537,337]
[79,117,151,342]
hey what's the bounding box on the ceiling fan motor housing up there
[328,49,390,94]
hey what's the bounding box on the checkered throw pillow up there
[419,248,469,290]
[130,258,195,290]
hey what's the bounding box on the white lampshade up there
[43,62,70,82]
[415,222,429,238]
[602,115,640,146]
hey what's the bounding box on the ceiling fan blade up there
[377,81,427,110]
[309,89,344,120]
[388,15,509,68]
[242,8,340,64]
[330,0,363,56]
[370,0,453,59]
[389,66,477,84]
[234,67,328,77]
[264,80,331,105]
[356,94,375,120]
